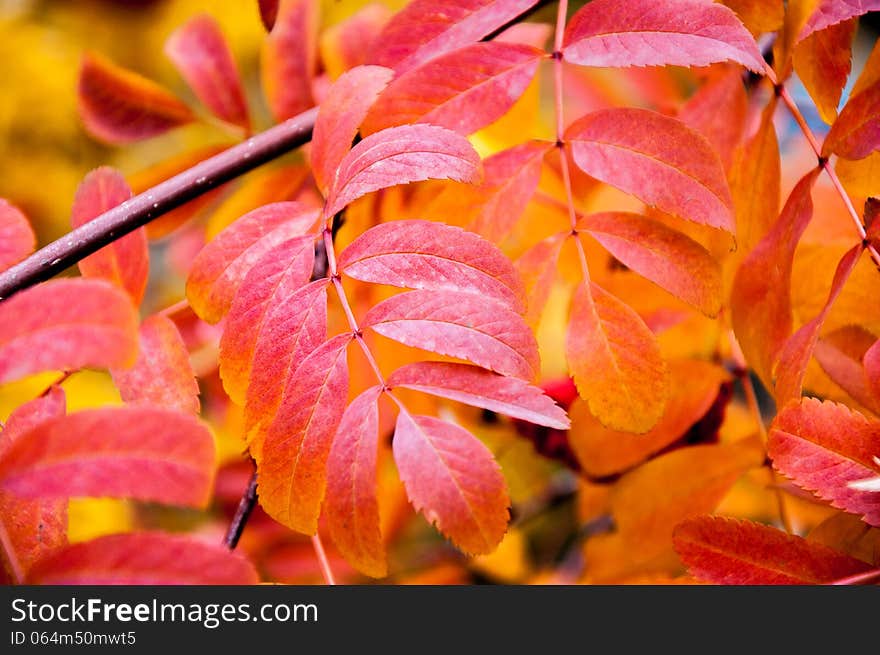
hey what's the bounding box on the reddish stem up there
[828,568,880,586]
[311,534,337,586]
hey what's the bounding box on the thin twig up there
[311,534,337,585]
[223,464,259,550]
[827,568,880,586]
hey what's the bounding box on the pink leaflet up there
[325,386,386,578]
[186,202,319,324]
[165,14,250,131]
[0,200,35,273]
[387,361,569,429]
[368,0,540,75]
[310,65,394,195]
[337,219,525,312]
[71,167,149,305]
[362,42,542,136]
[798,0,880,42]
[562,0,764,72]
[323,124,482,218]
[261,0,319,122]
[363,289,539,380]
[566,108,734,233]
[0,279,138,384]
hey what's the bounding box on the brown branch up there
[223,463,259,550]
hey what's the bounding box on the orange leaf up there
[823,79,880,160]
[566,282,668,433]
[325,387,386,578]
[679,69,748,170]
[814,326,880,414]
[393,410,509,555]
[769,398,880,526]
[27,532,258,584]
[71,167,149,305]
[111,314,200,414]
[77,52,195,145]
[674,516,872,584]
[515,232,565,327]
[319,4,391,80]
[793,19,856,124]
[0,279,138,384]
[569,360,730,477]
[731,169,819,386]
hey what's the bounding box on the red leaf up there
[798,0,880,42]
[562,0,764,72]
[566,282,669,433]
[26,532,258,584]
[261,0,319,122]
[793,19,856,124]
[866,338,880,402]
[0,279,138,384]
[71,167,149,305]
[310,65,394,195]
[111,314,200,414]
[823,80,880,160]
[77,52,195,144]
[579,213,723,317]
[259,0,280,31]
[319,4,392,79]
[731,169,819,387]
[679,69,748,170]
[362,42,542,136]
[186,202,319,324]
[388,361,570,429]
[467,141,550,241]
[165,14,250,131]
[257,334,351,533]
[0,405,215,508]
[674,516,873,584]
[567,108,734,233]
[324,124,482,218]
[774,246,862,405]
[0,390,67,582]
[368,0,540,74]
[516,232,565,327]
[769,398,880,526]
[338,219,525,312]
[219,237,317,407]
[814,327,880,414]
[0,200,35,273]
[363,289,539,380]
[393,411,509,554]
[325,386,386,578]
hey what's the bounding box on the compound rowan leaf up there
[731,169,819,387]
[310,65,394,195]
[325,386,386,578]
[338,219,525,312]
[566,282,668,434]
[674,516,873,584]
[219,236,317,407]
[567,108,734,233]
[814,326,880,414]
[569,360,730,477]
[579,213,723,317]
[769,398,880,526]
[363,289,539,380]
[774,246,862,405]
[187,202,319,323]
[362,42,542,136]
[71,167,149,305]
[0,279,138,384]
[111,314,200,414]
[261,0,319,122]
[240,279,328,437]
[679,69,748,170]
[516,232,564,327]
[798,0,880,42]
[793,19,856,124]
[823,80,880,160]
[393,411,509,555]
[26,532,258,584]
[0,389,67,581]
[562,0,764,72]
[258,334,351,534]
[367,0,540,75]
[165,14,250,131]
[0,200,35,274]
[324,124,482,218]
[388,361,569,429]
[729,99,781,252]
[0,405,215,508]
[77,52,195,144]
